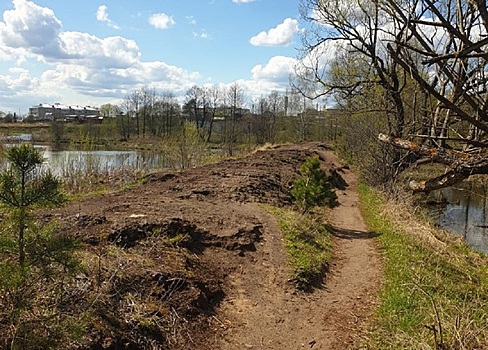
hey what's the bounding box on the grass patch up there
[359,184,488,349]
[268,206,333,291]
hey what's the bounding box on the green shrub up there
[291,156,337,210]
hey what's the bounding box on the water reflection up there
[40,147,163,177]
[434,184,488,254]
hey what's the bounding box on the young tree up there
[161,121,207,169]
[0,144,81,348]
[292,156,337,211]
[0,144,64,266]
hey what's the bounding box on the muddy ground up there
[44,142,380,349]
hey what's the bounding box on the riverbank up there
[0,121,161,150]
[359,185,488,349]
[0,121,254,154]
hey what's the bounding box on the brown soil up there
[44,142,381,349]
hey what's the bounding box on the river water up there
[41,147,163,177]
[432,183,488,254]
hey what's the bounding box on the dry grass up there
[381,192,450,250]
[251,142,280,153]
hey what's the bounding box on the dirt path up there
[211,151,382,349]
[318,151,382,348]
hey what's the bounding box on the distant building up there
[28,103,102,123]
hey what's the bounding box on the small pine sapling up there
[291,156,337,211]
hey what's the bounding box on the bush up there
[291,156,337,210]
[161,122,207,170]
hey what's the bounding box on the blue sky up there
[0,0,304,114]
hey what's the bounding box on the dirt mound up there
[145,144,325,206]
[41,142,350,349]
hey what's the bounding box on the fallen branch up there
[378,133,488,193]
[378,134,470,165]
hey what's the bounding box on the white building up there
[29,103,101,122]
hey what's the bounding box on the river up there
[432,183,488,254]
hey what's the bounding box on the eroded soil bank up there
[42,142,380,349]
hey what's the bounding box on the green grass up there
[268,206,333,291]
[359,184,488,349]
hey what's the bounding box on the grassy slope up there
[359,184,488,349]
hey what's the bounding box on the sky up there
[0,0,305,114]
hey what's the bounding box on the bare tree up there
[377,0,488,192]
[125,89,142,136]
[296,0,409,137]
[298,0,488,192]
[184,85,224,142]
[224,82,244,156]
[119,95,136,139]
[158,91,180,137]
[205,85,223,142]
[139,87,157,138]
[254,96,271,144]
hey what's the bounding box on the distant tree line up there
[0,111,18,123]
[91,82,342,153]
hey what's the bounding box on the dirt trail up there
[318,150,382,348]
[211,150,382,349]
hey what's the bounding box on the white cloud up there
[39,61,199,98]
[205,55,297,104]
[0,67,37,93]
[193,30,209,39]
[0,1,199,112]
[96,5,120,30]
[95,5,109,22]
[0,0,62,55]
[148,13,175,30]
[58,32,140,68]
[232,0,256,3]
[251,56,297,83]
[250,18,299,46]
[0,67,41,112]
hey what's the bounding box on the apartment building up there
[29,103,101,123]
